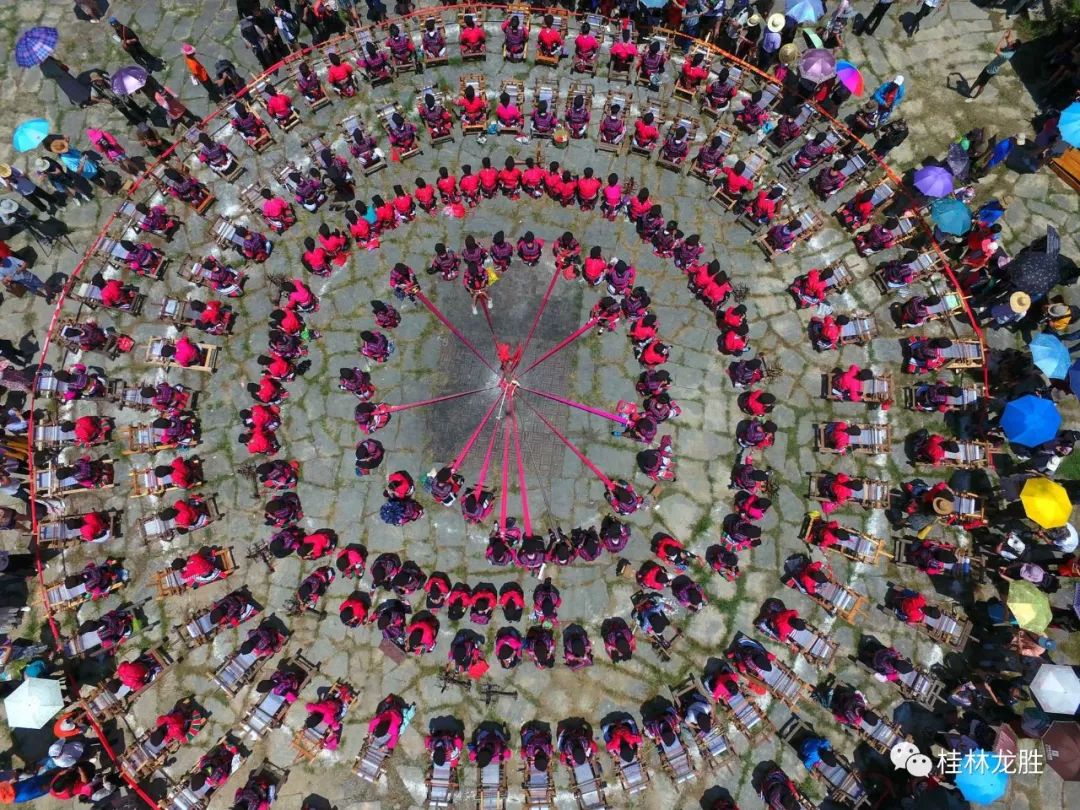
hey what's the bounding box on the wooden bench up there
[778,716,869,808]
[179,590,259,649]
[534,12,567,67]
[629,97,666,157]
[294,681,354,761]
[595,89,629,154]
[807,473,889,509]
[213,641,283,697]
[711,149,766,209]
[823,370,892,406]
[690,126,734,182]
[606,20,635,84]
[34,509,122,549]
[814,422,892,455]
[45,566,128,613]
[893,537,986,583]
[756,615,838,670]
[852,655,944,710]
[141,493,221,544]
[420,14,449,67]
[130,458,203,497]
[780,127,842,178]
[656,114,699,173]
[457,7,488,62]
[70,279,146,315]
[568,755,608,808]
[458,73,489,134]
[426,755,461,808]
[418,84,454,145]
[241,654,317,738]
[653,730,696,786]
[838,312,878,346]
[154,546,235,596]
[144,336,219,373]
[881,583,973,649]
[82,647,171,721]
[520,758,553,808]
[162,735,244,810]
[635,35,669,89]
[476,759,507,809]
[701,65,743,120]
[498,78,526,135]
[800,513,886,565]
[118,699,208,779]
[756,207,824,259]
[35,459,115,497]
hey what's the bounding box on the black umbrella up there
[946,143,970,181]
[1008,252,1061,296]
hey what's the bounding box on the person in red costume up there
[632,113,660,151]
[404,613,439,654]
[264,85,294,121]
[459,14,486,56]
[172,547,221,586]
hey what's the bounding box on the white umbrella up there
[1032,664,1080,715]
[3,677,64,729]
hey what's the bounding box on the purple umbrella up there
[799,49,837,84]
[110,65,148,96]
[914,165,954,198]
[15,27,59,68]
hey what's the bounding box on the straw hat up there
[1047,302,1070,319]
[181,43,196,56]
[778,43,799,65]
[34,158,51,173]
[767,13,785,33]
[0,163,11,178]
[932,496,955,516]
[0,200,18,216]
[747,14,762,26]
[1009,291,1032,314]
[49,138,70,154]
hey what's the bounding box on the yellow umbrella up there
[1008,581,1052,634]
[1021,477,1073,529]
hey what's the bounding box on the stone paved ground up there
[0,2,1078,810]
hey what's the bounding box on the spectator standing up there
[860,0,894,36]
[181,44,221,102]
[109,18,164,71]
[0,164,56,214]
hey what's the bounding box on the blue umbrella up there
[639,0,666,7]
[930,198,972,236]
[15,27,58,68]
[955,751,1009,804]
[1060,102,1080,148]
[914,165,953,197]
[1068,360,1080,400]
[1031,333,1071,380]
[977,199,1005,226]
[786,0,825,23]
[1001,396,1061,447]
[986,137,1015,170]
[12,118,50,153]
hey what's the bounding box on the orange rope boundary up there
[26,7,989,806]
